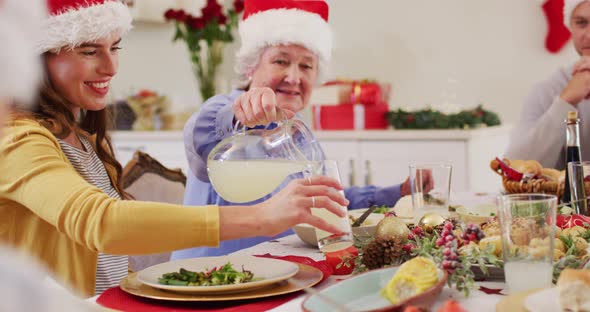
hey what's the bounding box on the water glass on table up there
[409,163,452,220]
[497,194,556,294]
[305,160,353,253]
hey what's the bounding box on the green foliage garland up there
[387,105,501,129]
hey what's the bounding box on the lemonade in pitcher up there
[208,159,307,203]
[206,118,322,203]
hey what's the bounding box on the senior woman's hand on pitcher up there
[232,87,296,128]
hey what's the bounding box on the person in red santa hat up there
[506,0,590,169]
[0,0,44,136]
[0,0,348,297]
[0,1,123,310]
[0,0,109,311]
[179,0,424,260]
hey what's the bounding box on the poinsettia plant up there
[164,0,244,101]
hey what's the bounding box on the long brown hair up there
[28,65,130,200]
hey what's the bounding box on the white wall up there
[112,0,579,123]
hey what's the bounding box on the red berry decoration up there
[440,221,459,273]
[461,224,485,244]
[384,210,397,218]
[402,244,416,253]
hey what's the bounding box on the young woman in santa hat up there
[506,0,590,169]
[178,0,422,259]
[0,0,348,297]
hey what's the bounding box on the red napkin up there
[556,214,590,229]
[96,255,332,312]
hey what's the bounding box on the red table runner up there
[96,254,332,312]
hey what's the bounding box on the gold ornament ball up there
[375,216,410,241]
[418,212,446,228]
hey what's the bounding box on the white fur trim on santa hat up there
[564,0,590,29]
[35,1,132,54]
[237,8,332,63]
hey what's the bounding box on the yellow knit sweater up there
[0,119,220,297]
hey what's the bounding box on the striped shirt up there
[58,136,128,295]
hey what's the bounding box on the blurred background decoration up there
[163,0,244,102]
[126,89,173,131]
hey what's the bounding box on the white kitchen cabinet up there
[315,125,512,192]
[109,125,512,192]
[358,141,467,190]
[109,131,188,175]
[318,141,359,187]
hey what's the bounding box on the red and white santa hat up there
[564,0,590,29]
[237,0,332,63]
[36,0,132,54]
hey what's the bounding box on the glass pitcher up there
[207,118,322,203]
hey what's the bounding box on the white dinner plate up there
[137,255,299,294]
[523,287,560,312]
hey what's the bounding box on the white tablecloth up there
[233,234,507,312]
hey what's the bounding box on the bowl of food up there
[455,203,497,225]
[302,257,448,311]
[293,211,383,247]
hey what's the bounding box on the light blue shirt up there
[173,89,402,259]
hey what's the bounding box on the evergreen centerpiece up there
[164,0,244,101]
[351,215,590,296]
[387,105,501,129]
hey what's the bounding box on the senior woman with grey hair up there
[177,0,413,259]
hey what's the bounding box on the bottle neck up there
[567,122,581,147]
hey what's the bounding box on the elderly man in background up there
[505,0,590,169]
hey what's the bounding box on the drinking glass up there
[498,194,556,294]
[305,160,353,252]
[409,163,452,220]
[567,161,590,215]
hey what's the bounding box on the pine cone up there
[361,237,408,269]
[382,236,408,266]
[361,239,385,270]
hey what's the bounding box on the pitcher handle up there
[232,119,246,135]
[233,108,290,134]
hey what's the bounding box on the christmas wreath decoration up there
[386,105,501,130]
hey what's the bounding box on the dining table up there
[91,192,545,311]
[91,232,517,312]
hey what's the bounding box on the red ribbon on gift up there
[350,81,382,105]
[324,79,386,105]
[96,254,333,312]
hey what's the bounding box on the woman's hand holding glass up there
[254,175,349,237]
[232,87,295,127]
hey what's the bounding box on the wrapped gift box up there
[310,80,392,107]
[312,103,389,130]
[324,80,392,106]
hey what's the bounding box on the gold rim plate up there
[120,263,323,302]
[495,288,543,312]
